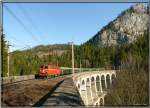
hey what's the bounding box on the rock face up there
[87,3,148,47]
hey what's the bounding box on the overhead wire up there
[17,4,44,41]
[5,35,24,44]
[5,34,32,51]
[3,4,41,44]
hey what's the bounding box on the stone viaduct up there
[74,70,116,106]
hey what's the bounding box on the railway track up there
[2,74,71,87]
[2,76,66,106]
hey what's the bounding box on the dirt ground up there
[1,76,65,107]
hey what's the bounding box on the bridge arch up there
[80,79,87,105]
[96,102,98,106]
[106,74,111,89]
[111,74,116,85]
[99,98,104,106]
[78,83,80,89]
[96,75,101,92]
[82,80,85,85]
[87,78,90,83]
[101,75,106,91]
[91,76,97,98]
[86,77,92,104]
[86,78,90,86]
[91,76,95,82]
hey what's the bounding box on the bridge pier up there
[110,77,112,85]
[91,77,97,102]
[104,76,107,89]
[100,77,103,93]
[86,78,92,105]
[80,80,87,104]
[94,80,98,97]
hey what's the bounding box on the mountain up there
[86,3,148,47]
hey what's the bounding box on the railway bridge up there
[74,70,116,106]
[2,70,116,106]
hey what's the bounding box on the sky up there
[3,3,146,51]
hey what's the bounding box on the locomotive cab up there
[35,64,63,79]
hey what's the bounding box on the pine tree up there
[1,32,7,77]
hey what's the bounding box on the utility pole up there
[7,41,10,77]
[71,42,75,81]
[80,60,81,73]
[6,41,13,77]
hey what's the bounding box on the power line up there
[5,35,23,44]
[3,4,41,44]
[5,34,32,51]
[6,33,35,51]
[17,4,43,41]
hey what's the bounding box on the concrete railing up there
[2,75,35,84]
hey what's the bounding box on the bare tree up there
[105,54,148,106]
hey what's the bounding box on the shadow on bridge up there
[33,79,64,107]
[33,78,84,107]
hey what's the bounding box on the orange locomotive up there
[35,64,63,79]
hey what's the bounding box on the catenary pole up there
[72,42,75,81]
[7,41,10,77]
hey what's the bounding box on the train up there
[35,64,63,79]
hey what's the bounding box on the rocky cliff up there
[87,3,148,47]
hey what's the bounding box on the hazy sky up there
[3,3,146,51]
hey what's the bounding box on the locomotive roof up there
[41,64,59,67]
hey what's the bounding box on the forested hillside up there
[2,29,147,77]
[9,43,114,76]
[105,30,148,105]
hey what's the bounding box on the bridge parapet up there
[74,70,116,106]
[2,75,35,84]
